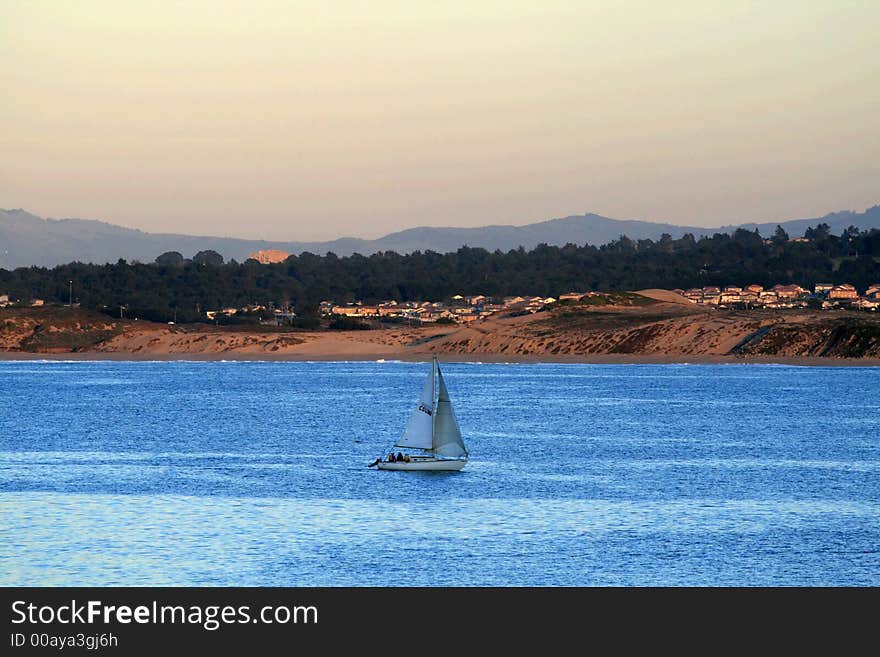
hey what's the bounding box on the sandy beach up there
[2,299,880,366]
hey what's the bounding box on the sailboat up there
[370,356,468,471]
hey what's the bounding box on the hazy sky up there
[2,1,878,240]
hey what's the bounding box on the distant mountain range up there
[1,206,878,269]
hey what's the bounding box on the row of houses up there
[7,282,878,322]
[204,304,300,326]
[324,295,558,324]
[205,303,268,320]
[678,283,880,310]
[200,294,557,325]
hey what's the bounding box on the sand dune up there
[636,288,693,305]
[2,303,880,363]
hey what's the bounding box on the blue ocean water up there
[1,360,878,586]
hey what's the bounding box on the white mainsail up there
[394,360,435,450]
[431,365,467,458]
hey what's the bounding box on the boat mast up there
[431,356,437,450]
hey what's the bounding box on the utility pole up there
[69,280,73,307]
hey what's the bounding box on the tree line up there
[1,223,878,323]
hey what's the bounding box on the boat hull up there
[377,458,466,471]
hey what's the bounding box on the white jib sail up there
[432,367,467,458]
[395,362,435,449]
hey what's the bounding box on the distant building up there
[29,299,44,307]
[852,298,879,311]
[0,294,9,307]
[814,283,834,295]
[829,284,858,300]
[557,292,586,302]
[332,305,380,317]
[865,284,880,298]
[745,284,764,294]
[421,309,455,322]
[772,284,806,299]
[333,305,364,317]
[720,291,743,304]
[248,249,291,264]
[683,289,702,303]
[273,310,297,325]
[455,311,481,323]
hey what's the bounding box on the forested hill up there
[2,206,879,268]
[1,224,878,323]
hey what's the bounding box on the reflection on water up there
[1,361,879,585]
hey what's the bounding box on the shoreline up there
[3,305,880,366]
[1,350,879,366]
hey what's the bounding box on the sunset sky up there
[2,1,878,240]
